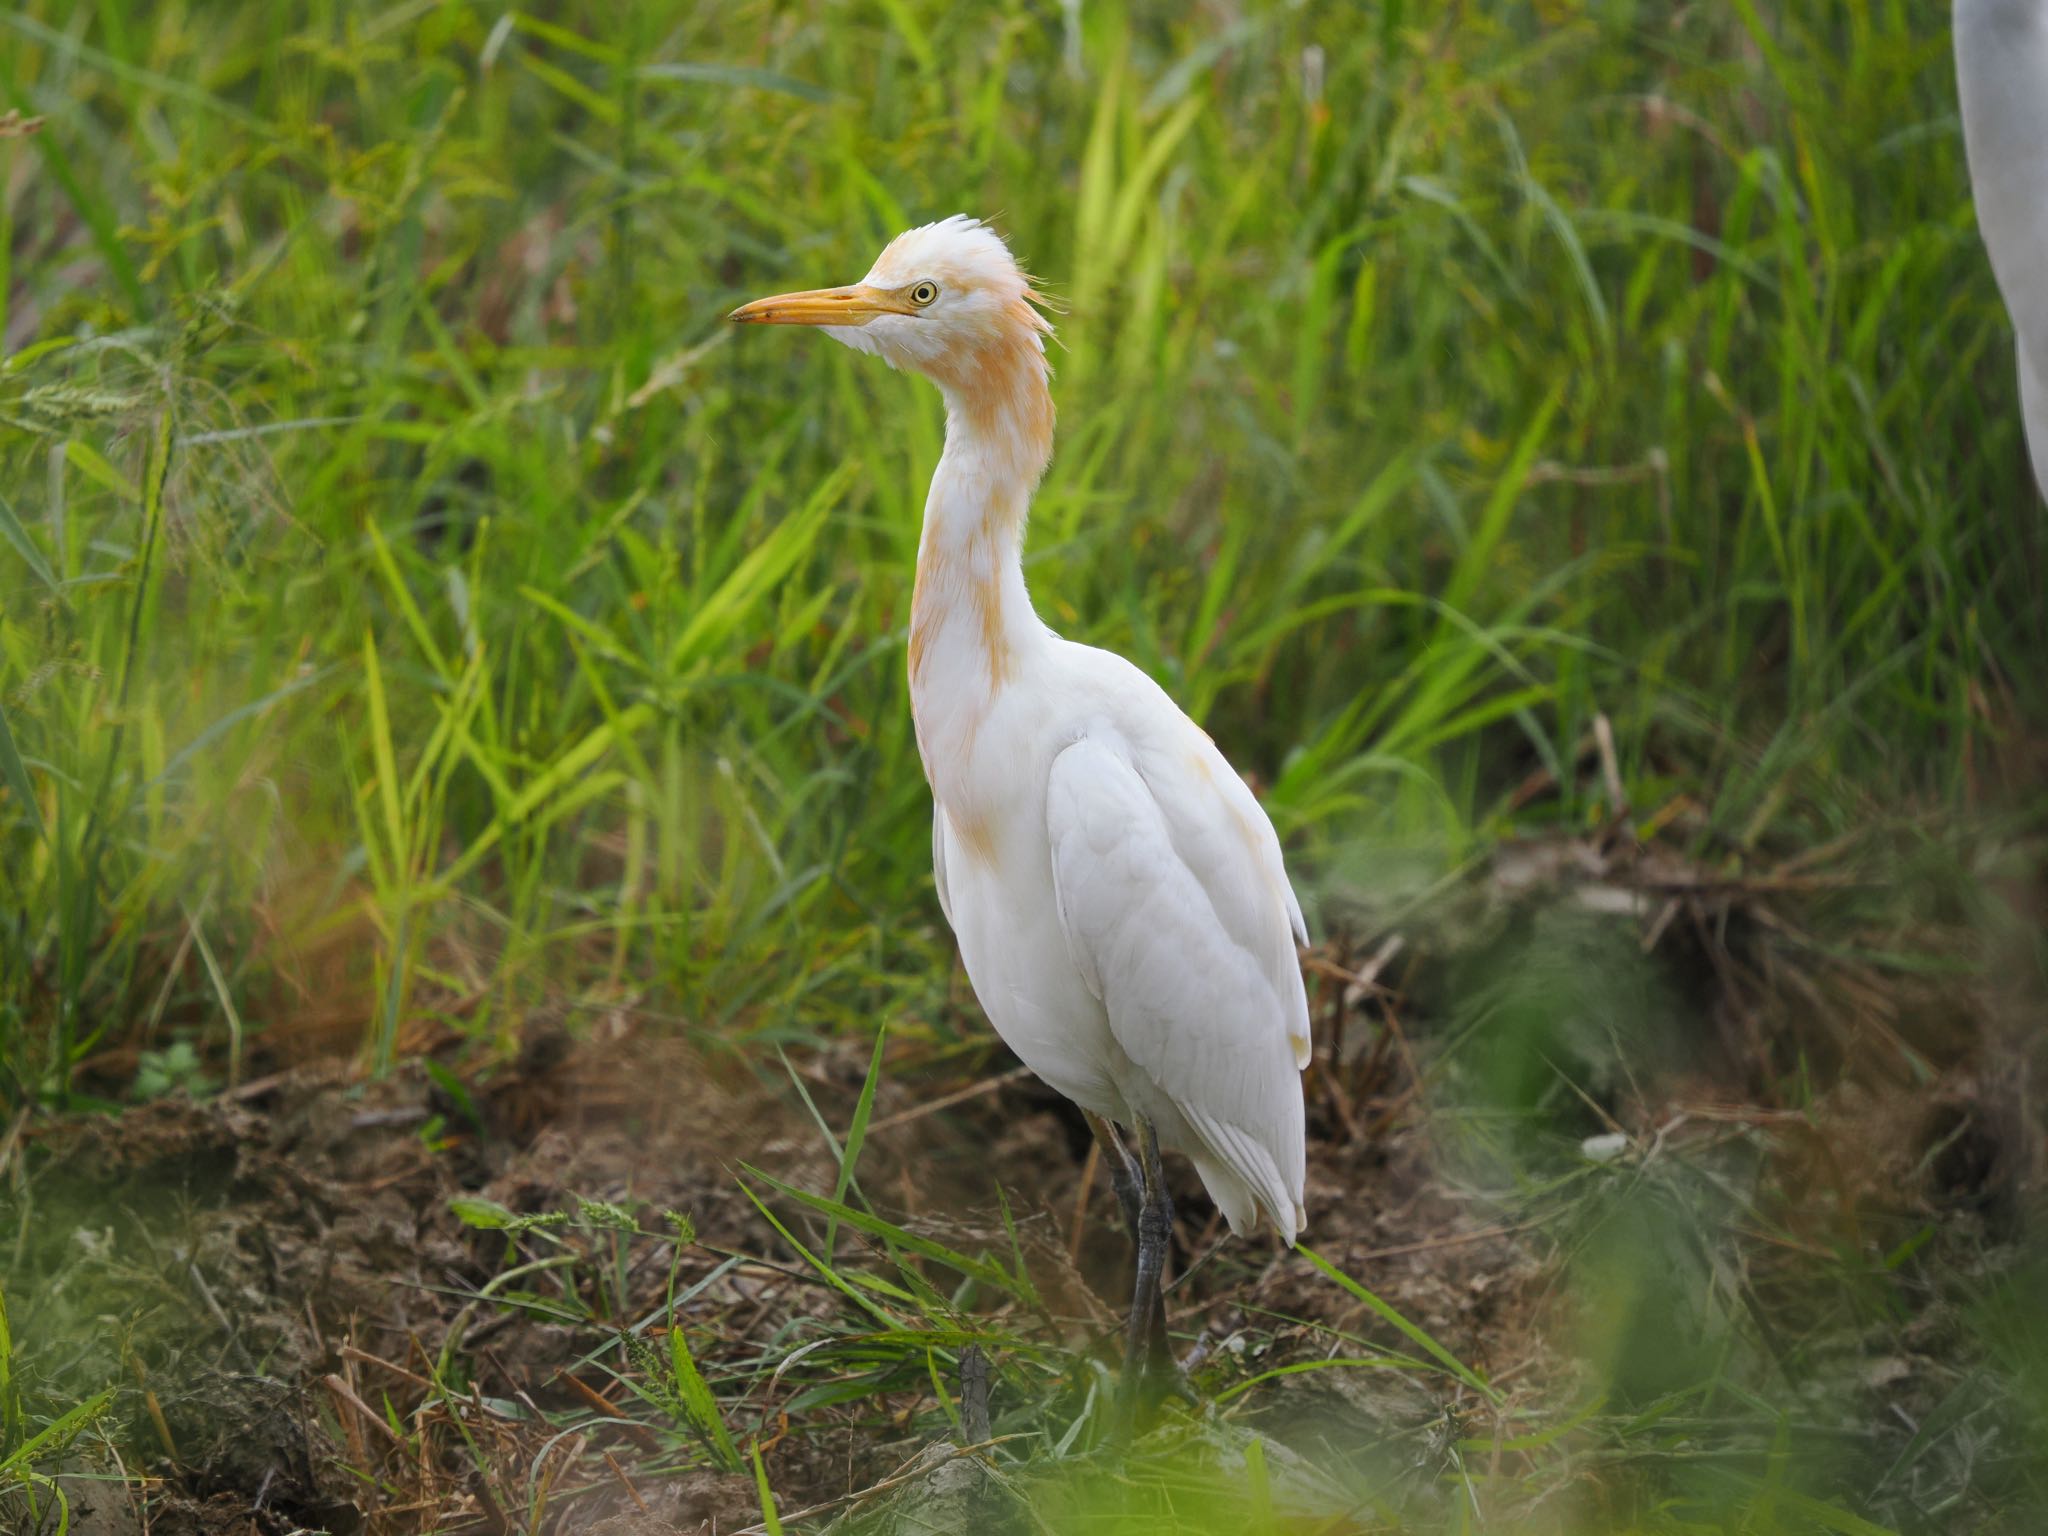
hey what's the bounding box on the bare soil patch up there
[7,1014,1550,1534]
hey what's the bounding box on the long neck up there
[908,335,1055,790]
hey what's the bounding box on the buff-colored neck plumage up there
[907,295,1055,806]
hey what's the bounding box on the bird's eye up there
[909,281,939,307]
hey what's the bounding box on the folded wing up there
[1045,731,1309,1241]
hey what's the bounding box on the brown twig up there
[340,1344,436,1394]
[552,1371,661,1450]
[324,1373,405,1449]
[1067,1137,1101,1266]
[127,1352,179,1463]
[603,1450,650,1515]
[866,1066,1034,1134]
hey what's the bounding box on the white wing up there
[1045,730,1309,1242]
[931,808,954,927]
[1956,0,2048,498]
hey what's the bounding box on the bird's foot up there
[1148,1355,1198,1408]
[1138,1359,1196,1417]
[1110,1349,1195,1442]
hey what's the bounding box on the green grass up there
[2,0,2036,1098]
[1,0,2045,1531]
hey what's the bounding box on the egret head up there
[729,216,1053,395]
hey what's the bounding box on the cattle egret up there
[732,217,1311,1411]
[1954,0,2048,500]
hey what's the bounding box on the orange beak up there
[727,283,918,326]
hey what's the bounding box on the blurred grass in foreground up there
[1,0,2046,1531]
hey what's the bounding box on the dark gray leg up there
[1085,1110,1144,1233]
[1134,1117,1176,1379]
[1087,1112,1174,1378]
[1116,1113,1174,1429]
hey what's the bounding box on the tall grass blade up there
[0,491,58,595]
[750,1441,784,1536]
[1295,1243,1498,1403]
[666,1322,740,1471]
[0,702,44,846]
[825,1024,887,1259]
[743,1166,1023,1297]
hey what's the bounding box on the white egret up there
[1954,0,2048,500]
[732,217,1311,1409]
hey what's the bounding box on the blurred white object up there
[1581,1131,1630,1163]
[1955,0,2048,500]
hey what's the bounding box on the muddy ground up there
[5,840,2044,1534]
[7,1027,1532,1535]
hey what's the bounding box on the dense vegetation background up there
[2,1,2044,1532]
